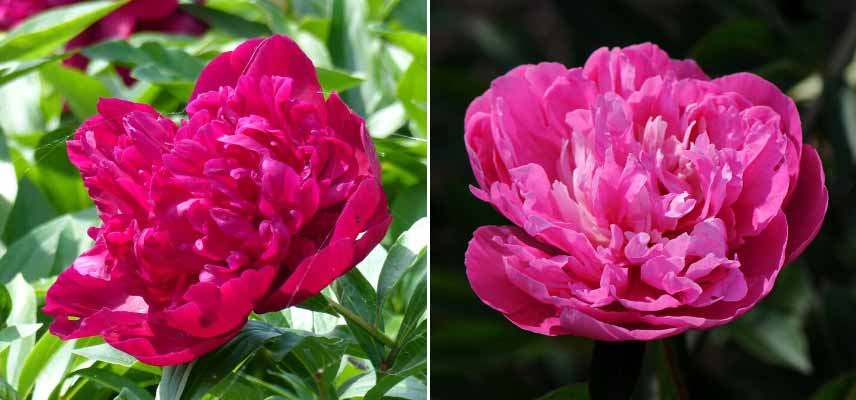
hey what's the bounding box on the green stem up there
[662,338,689,400]
[327,298,396,347]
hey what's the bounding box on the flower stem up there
[327,298,396,347]
[662,338,689,400]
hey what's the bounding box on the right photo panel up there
[430,0,851,399]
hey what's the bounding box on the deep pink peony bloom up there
[464,43,828,341]
[43,35,391,365]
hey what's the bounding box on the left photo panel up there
[0,1,427,399]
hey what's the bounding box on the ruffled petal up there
[784,145,828,262]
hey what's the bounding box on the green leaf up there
[74,366,155,400]
[40,62,110,120]
[0,376,21,400]
[396,59,426,137]
[249,0,289,34]
[83,40,149,66]
[2,178,59,245]
[729,308,813,374]
[340,374,425,400]
[180,4,271,39]
[4,275,37,388]
[385,376,427,400]
[134,42,205,81]
[811,372,856,400]
[377,217,428,310]
[73,343,137,367]
[157,321,282,400]
[839,87,856,166]
[335,269,386,368]
[268,329,348,398]
[0,53,66,88]
[0,276,10,325]
[116,387,149,400]
[118,42,206,99]
[387,0,425,33]
[367,102,407,139]
[0,73,50,137]
[363,321,425,400]
[131,66,195,99]
[0,1,128,61]
[394,274,425,348]
[329,0,372,114]
[388,184,426,240]
[357,244,388,289]
[17,332,76,400]
[208,373,280,400]
[316,66,365,94]
[0,128,17,236]
[0,208,97,283]
[295,289,337,316]
[0,324,42,353]
[27,126,92,214]
[535,383,589,400]
[377,30,426,62]
[689,19,777,77]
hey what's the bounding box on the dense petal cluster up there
[44,35,391,365]
[464,43,827,340]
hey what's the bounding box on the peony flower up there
[464,43,828,341]
[43,35,391,365]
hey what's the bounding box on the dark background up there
[430,0,856,398]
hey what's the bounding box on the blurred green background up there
[430,0,856,399]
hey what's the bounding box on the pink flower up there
[43,35,391,365]
[464,43,828,341]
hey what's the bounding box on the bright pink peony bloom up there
[43,35,391,365]
[464,43,828,341]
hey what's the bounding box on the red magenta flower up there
[43,35,391,365]
[464,43,827,341]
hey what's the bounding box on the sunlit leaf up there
[40,62,110,120]
[0,1,128,61]
[0,208,97,283]
[377,217,428,310]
